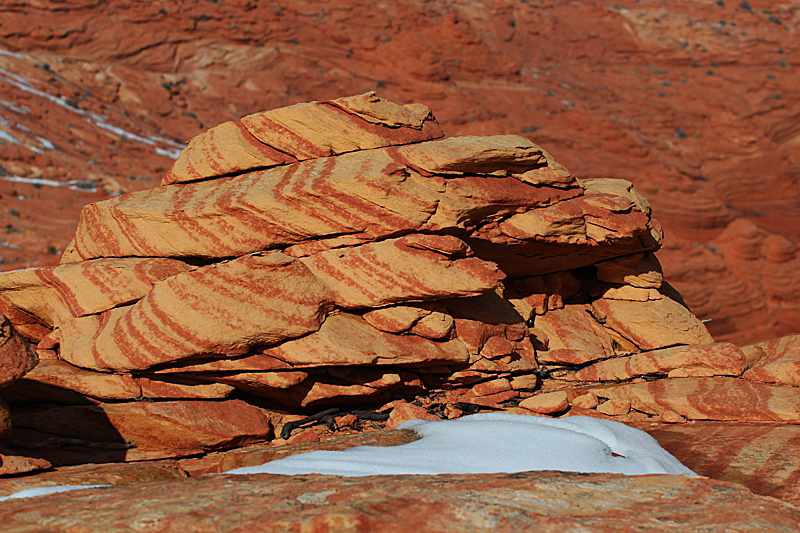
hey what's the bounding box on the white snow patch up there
[0,67,185,159]
[0,49,25,60]
[0,484,108,502]
[0,100,30,114]
[0,129,20,144]
[0,175,98,193]
[155,146,183,158]
[36,136,55,150]
[226,414,696,477]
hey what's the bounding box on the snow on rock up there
[0,484,108,502]
[226,414,695,477]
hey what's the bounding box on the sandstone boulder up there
[743,333,800,386]
[0,315,37,389]
[0,95,730,468]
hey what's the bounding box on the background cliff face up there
[0,0,798,345]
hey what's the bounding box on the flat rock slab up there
[9,399,273,464]
[603,377,800,422]
[0,461,185,499]
[641,421,800,506]
[1,471,798,532]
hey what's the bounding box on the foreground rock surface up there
[640,422,800,507]
[1,470,798,533]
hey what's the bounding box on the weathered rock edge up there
[0,471,798,533]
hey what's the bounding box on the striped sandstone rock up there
[0,95,733,467]
[573,343,747,381]
[602,377,800,422]
[59,253,334,371]
[162,92,444,185]
[61,135,581,263]
[1,471,798,532]
[299,235,503,308]
[743,333,800,386]
[642,422,800,506]
[0,258,192,332]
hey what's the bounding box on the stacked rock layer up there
[1,93,799,469]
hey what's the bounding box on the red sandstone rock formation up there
[0,312,43,475]
[0,94,704,462]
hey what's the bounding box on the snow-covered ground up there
[227,414,695,477]
[0,414,695,502]
[0,485,108,502]
[0,51,185,159]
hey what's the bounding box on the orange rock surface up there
[2,471,799,532]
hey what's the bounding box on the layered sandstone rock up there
[3,93,800,527]
[162,92,444,185]
[0,94,711,464]
[2,0,799,346]
[661,221,800,346]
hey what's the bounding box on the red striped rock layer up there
[162,92,444,185]
[56,235,500,372]
[0,258,192,338]
[658,238,781,345]
[572,343,746,382]
[600,377,800,423]
[642,422,800,507]
[61,135,582,263]
[743,333,800,387]
[58,252,334,372]
[299,234,503,308]
[661,218,800,345]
